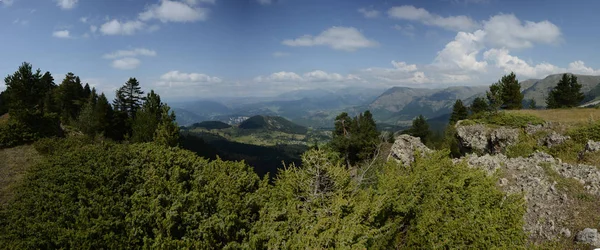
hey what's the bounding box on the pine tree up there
[114,78,144,118]
[56,72,85,122]
[3,62,45,118]
[82,83,91,100]
[487,72,523,110]
[498,72,523,110]
[547,74,585,108]
[0,91,7,115]
[132,90,163,143]
[407,115,431,144]
[330,111,380,166]
[449,99,468,124]
[153,105,179,147]
[76,95,100,137]
[95,93,113,137]
[528,99,537,109]
[470,97,489,114]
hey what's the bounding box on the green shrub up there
[567,120,600,143]
[251,150,527,249]
[0,113,61,148]
[0,140,266,249]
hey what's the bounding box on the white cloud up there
[282,26,378,51]
[568,61,600,75]
[111,58,141,70]
[433,30,487,73]
[483,14,561,49]
[52,30,71,38]
[303,70,346,82]
[157,70,222,87]
[55,0,78,10]
[2,0,15,7]
[361,61,429,84]
[90,25,98,33]
[358,8,379,18]
[273,51,290,57]
[393,24,415,37]
[257,0,272,5]
[80,17,88,23]
[254,71,303,82]
[139,0,209,23]
[100,19,145,35]
[103,48,157,59]
[388,5,479,31]
[12,18,29,25]
[483,48,562,78]
[185,0,215,5]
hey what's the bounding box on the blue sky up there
[1,0,600,100]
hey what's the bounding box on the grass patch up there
[567,120,600,143]
[470,111,545,128]
[547,140,584,165]
[505,132,540,158]
[0,145,41,206]
[507,108,600,125]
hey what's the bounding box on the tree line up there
[0,62,179,148]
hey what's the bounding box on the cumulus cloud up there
[90,25,98,33]
[52,30,71,38]
[100,19,145,35]
[111,58,141,70]
[55,0,78,9]
[483,14,561,49]
[568,61,600,75]
[103,48,157,59]
[282,26,378,52]
[361,61,429,84]
[358,8,379,18]
[139,0,209,23]
[433,30,487,73]
[388,5,479,31]
[157,70,222,87]
[253,70,361,85]
[254,71,303,82]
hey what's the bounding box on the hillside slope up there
[239,115,308,134]
[522,73,600,107]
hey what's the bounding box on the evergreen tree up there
[407,115,431,144]
[82,83,91,100]
[547,74,585,108]
[330,111,380,166]
[132,91,163,143]
[153,105,179,147]
[528,99,537,109]
[114,78,144,118]
[470,96,489,114]
[56,72,85,122]
[498,72,523,109]
[487,72,523,110]
[3,62,45,118]
[76,95,100,137]
[95,93,113,137]
[449,99,468,124]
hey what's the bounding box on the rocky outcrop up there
[455,121,519,155]
[458,151,600,242]
[585,140,600,152]
[575,228,600,247]
[540,132,570,148]
[387,135,431,166]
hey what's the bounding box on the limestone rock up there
[455,123,489,154]
[585,140,600,152]
[387,135,432,166]
[575,228,600,247]
[489,127,520,154]
[541,132,570,148]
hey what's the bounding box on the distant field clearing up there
[507,108,600,124]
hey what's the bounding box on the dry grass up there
[507,108,600,125]
[0,145,41,206]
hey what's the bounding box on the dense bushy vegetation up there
[0,138,527,249]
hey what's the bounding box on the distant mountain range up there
[170,73,600,130]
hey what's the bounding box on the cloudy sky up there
[1,0,600,100]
